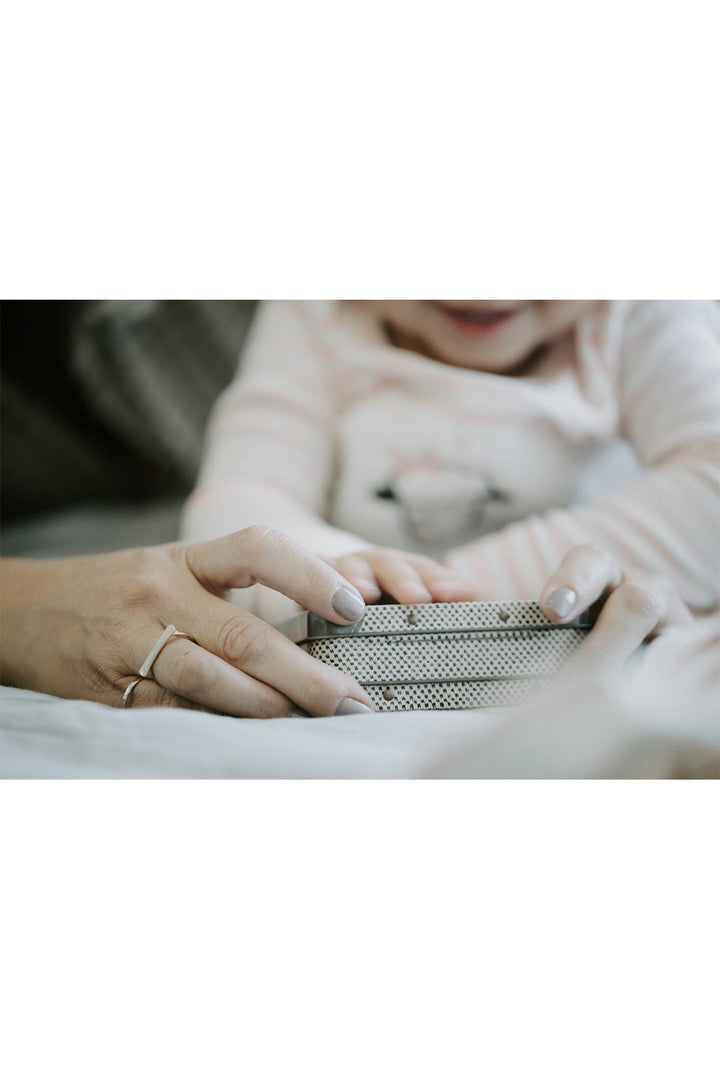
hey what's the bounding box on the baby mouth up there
[430,302,520,329]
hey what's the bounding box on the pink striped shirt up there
[182,300,720,622]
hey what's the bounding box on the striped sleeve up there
[181,300,369,620]
[444,302,720,610]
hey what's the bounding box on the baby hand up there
[327,547,478,605]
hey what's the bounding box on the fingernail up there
[332,585,366,622]
[546,587,577,619]
[335,697,374,715]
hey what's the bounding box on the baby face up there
[372,300,595,372]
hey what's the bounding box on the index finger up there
[179,589,375,717]
[183,526,367,625]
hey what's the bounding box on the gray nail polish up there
[332,585,366,623]
[546,587,578,619]
[335,697,374,715]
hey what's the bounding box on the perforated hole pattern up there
[362,678,554,711]
[292,600,591,711]
[306,628,584,681]
[303,600,588,639]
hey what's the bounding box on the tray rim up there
[279,599,593,643]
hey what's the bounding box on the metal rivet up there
[497,609,509,622]
[382,688,396,701]
[406,611,418,624]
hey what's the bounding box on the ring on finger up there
[123,626,196,708]
[138,624,195,678]
[122,677,145,708]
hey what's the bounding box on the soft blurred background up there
[1,300,257,556]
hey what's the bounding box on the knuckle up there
[219,615,262,668]
[573,543,617,575]
[653,573,674,599]
[125,572,164,608]
[123,555,170,610]
[236,524,275,551]
[619,581,663,623]
[304,558,332,596]
[296,657,346,709]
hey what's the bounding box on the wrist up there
[0,559,59,688]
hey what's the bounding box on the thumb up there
[183,526,367,625]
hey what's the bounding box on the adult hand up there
[0,526,375,717]
[328,547,478,605]
[538,544,693,678]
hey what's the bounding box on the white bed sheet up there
[2,677,717,779]
[0,685,499,778]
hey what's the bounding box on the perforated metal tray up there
[281,600,592,711]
